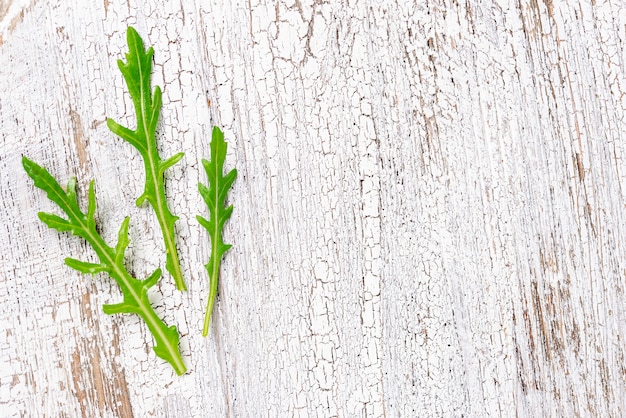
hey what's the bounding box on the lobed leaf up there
[107,26,186,290]
[198,126,237,337]
[23,156,186,375]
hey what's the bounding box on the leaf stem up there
[203,231,221,337]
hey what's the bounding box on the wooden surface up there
[2,0,626,416]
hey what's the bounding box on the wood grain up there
[1,0,625,416]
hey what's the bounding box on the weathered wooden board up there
[1,0,626,416]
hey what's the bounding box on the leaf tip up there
[22,156,39,178]
[126,25,139,38]
[125,26,143,50]
[212,126,224,138]
[120,216,131,232]
[21,155,33,167]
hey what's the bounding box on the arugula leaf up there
[197,127,237,336]
[107,27,186,291]
[23,157,187,375]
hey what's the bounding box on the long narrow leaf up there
[106,26,186,290]
[198,126,237,337]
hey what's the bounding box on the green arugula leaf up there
[107,26,186,291]
[23,157,187,375]
[197,127,237,336]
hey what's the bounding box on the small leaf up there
[217,242,232,256]
[103,301,140,315]
[86,180,97,228]
[196,215,212,233]
[65,177,77,202]
[38,212,75,233]
[198,183,215,208]
[106,118,146,153]
[114,217,131,264]
[142,268,162,290]
[65,258,108,274]
[149,86,162,133]
[159,152,184,176]
[218,205,234,229]
[135,192,149,207]
[219,170,237,201]
[23,157,76,216]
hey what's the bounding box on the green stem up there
[203,242,221,337]
[147,166,185,291]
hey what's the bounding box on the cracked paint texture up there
[2,0,626,416]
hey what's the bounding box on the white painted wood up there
[1,0,626,416]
